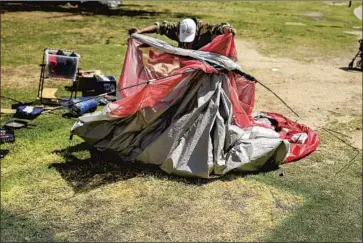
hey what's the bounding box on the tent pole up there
[254,79,300,118]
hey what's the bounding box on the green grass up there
[257,128,362,242]
[1,1,362,71]
[1,1,362,242]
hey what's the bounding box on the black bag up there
[73,75,116,96]
[81,75,116,96]
[14,105,44,120]
[0,128,15,144]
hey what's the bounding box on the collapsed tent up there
[71,33,319,178]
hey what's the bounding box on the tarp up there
[71,33,319,178]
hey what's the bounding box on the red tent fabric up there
[115,34,318,163]
[263,112,320,162]
[117,34,255,127]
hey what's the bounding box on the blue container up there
[70,97,98,116]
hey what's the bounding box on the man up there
[128,18,236,50]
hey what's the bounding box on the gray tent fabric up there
[130,33,243,72]
[72,71,289,178]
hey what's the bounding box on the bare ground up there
[236,39,362,149]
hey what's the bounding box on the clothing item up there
[154,18,232,50]
[179,18,197,43]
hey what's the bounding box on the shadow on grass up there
[1,2,205,19]
[50,142,279,193]
[1,208,57,242]
[1,2,160,17]
[313,24,344,28]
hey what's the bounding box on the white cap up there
[179,18,197,43]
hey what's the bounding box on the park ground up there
[1,1,362,242]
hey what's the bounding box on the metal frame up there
[348,39,362,71]
[37,48,81,105]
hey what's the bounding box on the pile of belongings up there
[71,33,319,178]
[73,70,117,97]
[46,49,79,80]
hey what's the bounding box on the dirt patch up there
[350,130,362,149]
[1,65,73,90]
[304,12,323,17]
[235,39,362,129]
[1,65,40,89]
[285,22,306,26]
[325,2,348,6]
[304,12,324,19]
[64,28,97,34]
[343,30,363,39]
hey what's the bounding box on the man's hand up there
[128,27,139,36]
[223,26,236,36]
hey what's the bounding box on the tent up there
[71,33,319,178]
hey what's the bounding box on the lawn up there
[1,1,362,242]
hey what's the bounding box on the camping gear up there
[72,71,117,97]
[47,92,115,118]
[0,149,9,159]
[98,97,109,105]
[104,95,117,102]
[71,33,319,178]
[0,128,15,144]
[69,97,98,117]
[65,70,101,91]
[37,48,81,105]
[81,75,116,96]
[348,39,362,71]
[4,120,29,130]
[14,105,44,120]
[48,97,98,118]
[347,2,362,71]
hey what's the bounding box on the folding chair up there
[37,48,81,105]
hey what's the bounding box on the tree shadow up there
[1,2,206,19]
[1,208,57,242]
[1,2,163,17]
[50,142,279,194]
